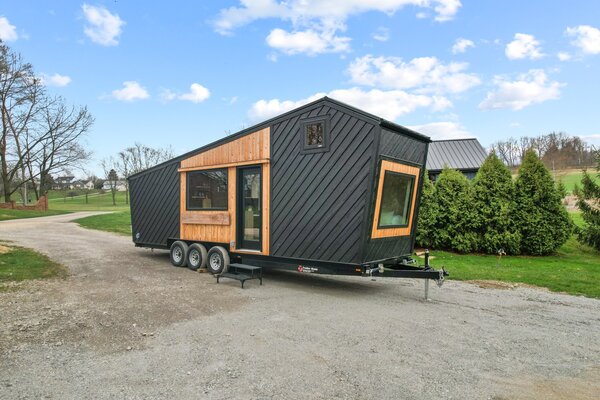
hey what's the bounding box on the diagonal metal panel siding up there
[129,161,180,247]
[363,128,428,262]
[270,103,375,264]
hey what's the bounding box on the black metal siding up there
[363,128,428,263]
[129,161,180,248]
[270,102,376,264]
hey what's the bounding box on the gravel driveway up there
[1,213,599,399]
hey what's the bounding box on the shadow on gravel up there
[136,249,391,297]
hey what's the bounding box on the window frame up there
[376,170,416,230]
[186,168,229,211]
[371,159,421,239]
[300,116,330,154]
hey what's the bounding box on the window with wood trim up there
[187,169,228,210]
[371,160,421,239]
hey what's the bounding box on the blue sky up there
[1,1,599,176]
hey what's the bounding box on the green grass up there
[0,243,66,289]
[48,190,130,211]
[432,235,600,298]
[0,208,70,221]
[554,169,599,194]
[74,211,132,236]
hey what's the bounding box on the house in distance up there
[426,138,488,182]
[128,97,447,288]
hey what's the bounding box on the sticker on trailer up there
[298,265,318,273]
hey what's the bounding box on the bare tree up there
[27,96,93,198]
[0,42,43,203]
[114,143,174,205]
[0,42,93,203]
[101,158,119,206]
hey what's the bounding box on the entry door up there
[237,166,262,250]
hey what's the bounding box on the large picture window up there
[187,169,228,210]
[378,171,415,228]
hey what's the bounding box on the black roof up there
[426,138,488,172]
[129,96,431,180]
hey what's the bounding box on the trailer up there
[128,97,447,295]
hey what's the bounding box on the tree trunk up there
[111,189,116,206]
[85,192,88,204]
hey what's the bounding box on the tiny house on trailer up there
[128,97,447,289]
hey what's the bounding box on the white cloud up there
[0,16,18,41]
[248,87,451,122]
[408,121,472,140]
[215,1,461,55]
[505,33,544,60]
[178,83,210,103]
[266,28,350,55]
[40,73,72,87]
[479,69,562,111]
[82,4,125,46]
[215,0,462,34]
[162,84,211,103]
[557,52,571,61]
[451,38,474,54]
[565,25,600,55]
[111,81,149,102]
[372,27,390,42]
[348,55,480,94]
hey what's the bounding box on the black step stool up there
[217,263,263,288]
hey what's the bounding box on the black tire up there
[187,243,208,271]
[170,241,189,267]
[206,246,230,275]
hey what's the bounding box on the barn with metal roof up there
[426,138,488,181]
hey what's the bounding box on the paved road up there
[1,213,599,399]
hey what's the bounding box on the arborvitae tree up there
[430,167,476,253]
[471,153,521,254]
[415,171,438,248]
[576,160,600,250]
[513,149,572,255]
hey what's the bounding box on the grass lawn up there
[0,209,70,221]
[0,243,66,290]
[433,234,600,298]
[48,190,130,212]
[74,211,132,236]
[554,168,599,194]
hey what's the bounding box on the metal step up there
[216,263,263,288]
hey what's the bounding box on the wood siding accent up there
[262,162,270,255]
[180,171,231,244]
[180,127,270,170]
[370,160,421,239]
[178,159,269,173]
[181,212,230,225]
[179,127,270,248]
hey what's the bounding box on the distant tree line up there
[491,132,596,170]
[0,41,93,203]
[417,150,573,255]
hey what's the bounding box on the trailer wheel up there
[206,246,230,275]
[187,243,208,271]
[169,241,188,267]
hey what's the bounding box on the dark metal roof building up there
[426,138,488,180]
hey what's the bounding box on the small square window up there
[305,122,324,147]
[300,117,330,153]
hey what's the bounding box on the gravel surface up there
[1,213,599,399]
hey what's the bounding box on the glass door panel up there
[237,166,261,250]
